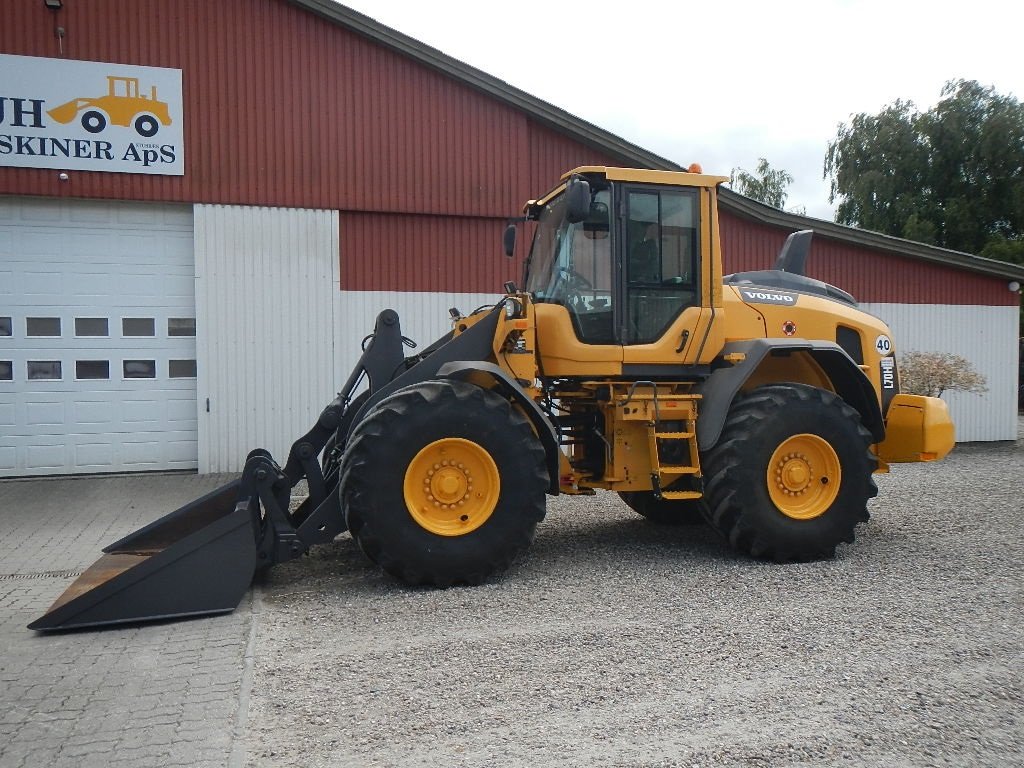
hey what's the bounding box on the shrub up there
[898,351,987,398]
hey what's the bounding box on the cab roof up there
[527,166,731,211]
[562,166,731,188]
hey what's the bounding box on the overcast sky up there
[340,0,1023,221]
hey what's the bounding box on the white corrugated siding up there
[194,205,339,472]
[194,201,499,474]
[861,303,1018,442]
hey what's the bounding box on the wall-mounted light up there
[44,0,63,10]
[1009,280,1021,293]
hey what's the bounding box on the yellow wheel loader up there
[30,167,955,631]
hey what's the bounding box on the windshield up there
[524,188,614,343]
[525,189,612,301]
[524,193,567,298]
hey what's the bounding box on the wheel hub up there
[426,463,472,506]
[404,438,500,536]
[767,434,841,520]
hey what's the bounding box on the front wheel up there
[702,384,877,561]
[339,379,548,586]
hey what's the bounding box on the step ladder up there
[647,419,701,501]
[617,383,702,501]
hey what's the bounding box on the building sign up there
[0,54,184,176]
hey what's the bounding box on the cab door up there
[619,185,716,367]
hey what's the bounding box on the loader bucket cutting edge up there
[28,479,259,632]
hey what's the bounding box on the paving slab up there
[0,473,250,768]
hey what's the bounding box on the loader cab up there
[523,168,720,361]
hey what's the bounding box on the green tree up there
[825,80,1024,260]
[731,158,794,209]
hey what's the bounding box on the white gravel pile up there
[245,421,1023,767]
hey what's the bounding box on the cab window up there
[625,188,699,344]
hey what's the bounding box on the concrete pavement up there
[0,473,252,768]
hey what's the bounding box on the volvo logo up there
[740,289,797,306]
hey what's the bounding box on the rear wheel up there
[702,383,877,561]
[340,379,547,586]
[617,491,705,525]
[134,114,159,137]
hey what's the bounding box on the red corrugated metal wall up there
[1,0,622,293]
[2,0,1010,301]
[719,211,1017,306]
[1,0,526,213]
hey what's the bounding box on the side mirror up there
[503,223,517,257]
[565,176,591,223]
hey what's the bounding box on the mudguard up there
[695,339,884,451]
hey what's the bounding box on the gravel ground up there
[244,420,1023,767]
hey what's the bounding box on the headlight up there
[503,297,522,319]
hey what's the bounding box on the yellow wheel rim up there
[403,438,500,536]
[767,434,841,520]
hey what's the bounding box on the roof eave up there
[719,187,1024,282]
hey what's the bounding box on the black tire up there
[339,379,548,586]
[617,491,705,525]
[702,383,877,561]
[81,110,106,133]
[134,114,159,137]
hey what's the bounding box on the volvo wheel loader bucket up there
[28,480,258,632]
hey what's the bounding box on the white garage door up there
[0,197,197,477]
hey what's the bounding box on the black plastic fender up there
[347,306,503,433]
[435,361,560,495]
[694,339,885,451]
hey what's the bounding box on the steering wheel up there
[556,267,591,290]
[556,268,593,312]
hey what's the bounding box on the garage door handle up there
[206,398,210,413]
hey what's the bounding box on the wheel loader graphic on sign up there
[47,76,172,137]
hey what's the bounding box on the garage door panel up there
[0,197,197,476]
[19,200,63,222]
[167,398,198,424]
[74,400,113,424]
[24,401,65,426]
[18,233,67,259]
[26,443,66,470]
[120,439,162,467]
[75,442,115,468]
[68,272,120,297]
[19,270,63,297]
[122,400,163,424]
[166,438,200,463]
